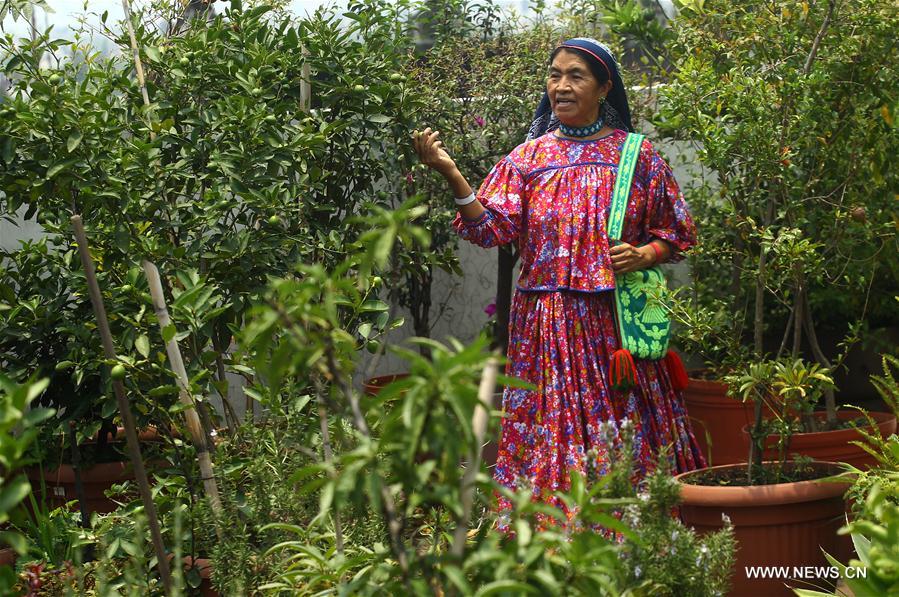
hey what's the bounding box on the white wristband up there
[454,192,476,206]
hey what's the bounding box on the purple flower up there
[405,171,414,186]
[474,115,486,127]
[484,302,496,317]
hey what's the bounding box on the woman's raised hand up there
[412,127,457,177]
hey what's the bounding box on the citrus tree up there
[0,1,419,441]
[659,0,899,412]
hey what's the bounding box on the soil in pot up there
[676,461,851,597]
[745,410,897,470]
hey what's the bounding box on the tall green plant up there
[659,0,899,416]
[0,375,54,593]
[0,1,421,440]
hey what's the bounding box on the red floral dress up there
[452,129,706,531]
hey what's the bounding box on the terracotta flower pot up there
[27,427,165,514]
[27,461,138,514]
[0,546,16,568]
[183,557,218,597]
[683,376,756,466]
[362,373,409,397]
[676,461,851,597]
[744,411,897,470]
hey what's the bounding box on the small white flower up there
[634,566,642,578]
[638,492,650,503]
[721,513,731,525]
[670,529,679,541]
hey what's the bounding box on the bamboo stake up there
[121,0,154,129]
[143,260,225,541]
[70,216,173,594]
[451,356,499,558]
[312,377,344,556]
[299,44,311,113]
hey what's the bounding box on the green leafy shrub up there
[660,0,899,379]
[0,375,55,592]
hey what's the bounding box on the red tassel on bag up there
[610,349,638,392]
[664,350,689,391]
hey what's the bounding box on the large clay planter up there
[27,427,164,514]
[362,373,409,397]
[746,411,897,470]
[676,461,851,597]
[683,376,756,466]
[183,557,218,597]
[27,460,137,514]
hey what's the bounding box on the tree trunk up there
[493,245,518,356]
[412,267,433,359]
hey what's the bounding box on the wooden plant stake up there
[451,356,499,558]
[70,215,173,594]
[142,260,224,541]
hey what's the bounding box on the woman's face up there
[547,50,612,127]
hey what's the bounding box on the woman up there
[413,38,705,530]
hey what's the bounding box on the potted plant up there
[0,239,159,514]
[675,357,853,596]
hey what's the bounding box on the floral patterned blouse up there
[452,129,696,292]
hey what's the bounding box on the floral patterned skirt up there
[493,289,706,530]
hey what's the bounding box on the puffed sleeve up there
[644,154,696,263]
[451,156,524,248]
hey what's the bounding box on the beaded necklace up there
[558,114,605,138]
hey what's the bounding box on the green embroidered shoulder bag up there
[606,132,686,391]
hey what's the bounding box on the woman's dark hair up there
[549,46,610,85]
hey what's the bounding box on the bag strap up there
[607,132,645,242]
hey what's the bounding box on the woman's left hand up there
[610,242,653,274]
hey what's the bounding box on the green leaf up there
[0,530,27,555]
[359,299,388,313]
[66,130,83,152]
[144,46,161,63]
[148,385,179,397]
[47,159,77,179]
[443,565,472,595]
[135,334,150,358]
[368,114,391,124]
[285,27,298,48]
[475,580,539,596]
[0,137,15,164]
[0,476,31,514]
[162,324,177,343]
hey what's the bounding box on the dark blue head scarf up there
[527,37,635,140]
